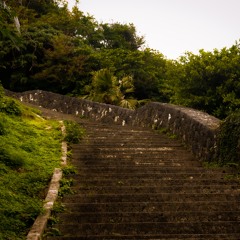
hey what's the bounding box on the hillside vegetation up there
[0,0,239,119]
[0,2,239,237]
[0,87,62,239]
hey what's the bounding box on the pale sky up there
[67,0,240,59]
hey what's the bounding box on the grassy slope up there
[0,97,62,239]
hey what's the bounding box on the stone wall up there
[6,90,221,162]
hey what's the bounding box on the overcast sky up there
[67,0,240,59]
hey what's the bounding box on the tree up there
[100,22,145,50]
[169,43,240,119]
[85,68,121,104]
[84,68,138,109]
[91,48,167,101]
[31,33,92,93]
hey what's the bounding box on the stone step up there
[72,160,201,167]
[57,211,240,224]
[72,184,240,194]
[71,172,228,180]
[64,201,240,213]
[84,131,162,136]
[76,142,184,147]
[75,178,239,187]
[62,193,239,203]
[72,166,224,174]
[72,147,190,152]
[44,116,240,239]
[45,234,240,240]
[54,222,240,236]
[73,155,197,162]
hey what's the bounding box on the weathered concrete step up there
[84,130,163,135]
[73,160,201,167]
[72,172,228,180]
[73,151,200,158]
[74,155,196,162]
[84,136,170,141]
[77,137,182,143]
[81,131,177,137]
[84,136,173,140]
[45,234,240,240]
[64,201,240,213]
[73,155,195,161]
[82,126,149,131]
[72,148,190,154]
[76,142,184,147]
[75,178,239,187]
[85,134,167,139]
[58,211,240,224]
[72,185,240,194]
[73,167,223,174]
[63,193,239,203]
[54,221,240,236]
[73,153,193,160]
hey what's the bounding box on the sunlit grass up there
[0,98,62,239]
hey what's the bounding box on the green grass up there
[0,98,62,239]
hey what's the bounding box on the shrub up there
[0,98,22,116]
[217,110,240,167]
[64,120,85,144]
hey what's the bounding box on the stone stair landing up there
[45,119,240,240]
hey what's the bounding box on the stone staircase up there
[45,118,240,240]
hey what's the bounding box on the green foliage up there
[62,164,77,175]
[64,120,85,144]
[100,22,145,50]
[0,145,25,169]
[0,0,239,120]
[58,178,74,197]
[0,97,22,115]
[0,121,5,135]
[0,99,62,239]
[0,1,22,48]
[85,68,121,105]
[169,44,240,119]
[156,127,178,139]
[85,68,139,109]
[217,110,240,168]
[91,48,167,101]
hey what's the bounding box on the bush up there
[0,98,22,116]
[64,120,85,144]
[217,110,240,167]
